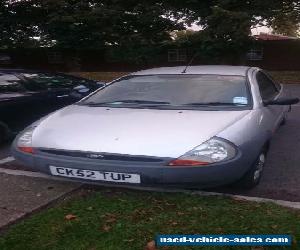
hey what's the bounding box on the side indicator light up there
[18,147,34,154]
[168,159,209,166]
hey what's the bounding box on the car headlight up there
[16,114,50,154]
[16,126,36,154]
[168,137,237,166]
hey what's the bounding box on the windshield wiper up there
[184,102,247,106]
[81,100,170,106]
[108,100,170,105]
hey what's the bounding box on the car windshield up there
[80,74,250,108]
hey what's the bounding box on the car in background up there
[0,69,104,143]
[12,66,299,189]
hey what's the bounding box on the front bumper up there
[11,145,253,188]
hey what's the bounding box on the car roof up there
[132,65,252,76]
[0,69,89,79]
[0,68,59,74]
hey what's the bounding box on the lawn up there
[72,71,300,84]
[0,187,299,250]
[270,71,300,84]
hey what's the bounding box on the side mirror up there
[264,97,300,106]
[70,85,91,99]
[96,81,106,88]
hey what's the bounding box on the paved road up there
[225,84,300,201]
[1,85,300,202]
[0,173,80,230]
[214,105,300,201]
[0,143,10,159]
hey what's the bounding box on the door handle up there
[56,95,69,98]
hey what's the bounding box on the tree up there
[0,0,184,49]
[270,1,300,36]
[165,0,300,62]
[1,0,300,64]
[0,0,45,48]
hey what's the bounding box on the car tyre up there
[0,126,7,144]
[280,117,286,126]
[234,150,267,189]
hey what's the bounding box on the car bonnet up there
[32,105,250,158]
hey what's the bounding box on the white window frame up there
[246,48,263,61]
[168,49,187,62]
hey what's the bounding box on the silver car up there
[12,66,299,189]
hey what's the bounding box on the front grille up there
[40,149,164,163]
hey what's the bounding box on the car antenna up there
[181,51,199,73]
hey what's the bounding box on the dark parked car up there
[0,69,104,143]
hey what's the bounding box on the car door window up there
[21,73,92,90]
[265,73,281,91]
[0,73,24,93]
[256,71,279,101]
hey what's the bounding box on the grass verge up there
[0,187,299,250]
[270,71,300,84]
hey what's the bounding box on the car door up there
[19,72,70,110]
[46,73,98,107]
[0,72,48,132]
[256,70,285,133]
[20,73,97,110]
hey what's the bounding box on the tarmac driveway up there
[1,84,300,202]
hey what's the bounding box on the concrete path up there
[0,173,81,229]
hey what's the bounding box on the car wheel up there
[280,117,286,126]
[0,126,7,144]
[235,151,267,189]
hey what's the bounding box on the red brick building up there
[246,33,300,70]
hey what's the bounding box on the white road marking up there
[0,167,49,178]
[0,156,15,164]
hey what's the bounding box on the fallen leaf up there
[105,217,117,223]
[102,212,115,218]
[165,202,175,206]
[65,214,77,220]
[102,225,111,232]
[123,239,134,242]
[232,196,245,202]
[144,240,157,250]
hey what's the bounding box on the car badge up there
[87,153,104,159]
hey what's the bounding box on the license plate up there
[49,166,141,184]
